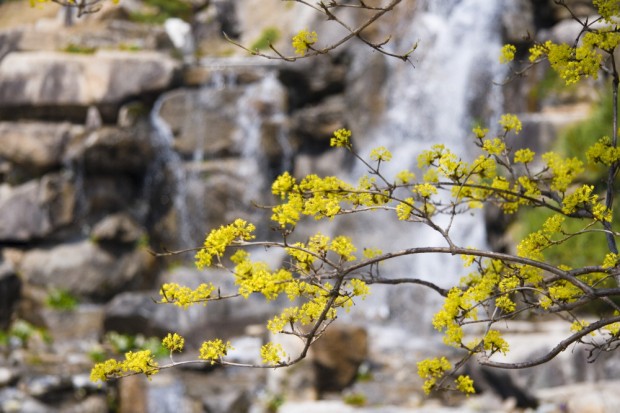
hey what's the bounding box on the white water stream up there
[341,0,506,333]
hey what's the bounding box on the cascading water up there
[343,0,506,335]
[146,95,193,251]
[147,66,290,252]
[233,70,288,204]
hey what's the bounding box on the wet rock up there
[0,51,179,122]
[64,395,108,413]
[291,96,346,150]
[90,213,145,244]
[0,260,20,330]
[40,304,105,343]
[466,364,538,409]
[0,122,80,182]
[202,387,251,413]
[19,239,155,300]
[0,29,22,62]
[23,374,73,403]
[74,126,155,175]
[0,173,75,242]
[278,400,356,413]
[0,367,20,387]
[146,373,199,413]
[156,87,245,159]
[0,388,53,413]
[117,101,148,128]
[312,325,368,396]
[502,0,534,44]
[180,159,267,246]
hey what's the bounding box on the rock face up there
[0,173,75,242]
[19,240,155,299]
[312,325,368,396]
[0,261,20,330]
[0,50,179,121]
[0,122,77,181]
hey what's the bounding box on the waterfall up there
[146,67,290,251]
[344,0,506,335]
[147,95,192,250]
[233,70,288,203]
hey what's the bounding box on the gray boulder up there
[0,173,75,242]
[19,239,155,299]
[0,50,179,121]
[0,122,82,182]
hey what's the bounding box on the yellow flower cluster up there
[455,375,476,395]
[162,333,185,353]
[199,339,233,364]
[498,114,522,134]
[432,288,465,347]
[570,320,590,333]
[396,169,416,184]
[542,152,584,193]
[499,44,516,64]
[417,357,452,394]
[195,219,256,269]
[529,37,603,85]
[396,198,414,220]
[231,250,293,299]
[586,136,620,166]
[261,342,285,365]
[594,0,620,21]
[292,29,318,55]
[562,184,611,222]
[160,282,216,309]
[514,148,535,164]
[369,146,393,162]
[330,128,352,148]
[483,330,509,354]
[90,350,158,383]
[603,252,620,268]
[482,137,507,156]
[271,174,352,226]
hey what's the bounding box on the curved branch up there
[226,0,412,62]
[479,315,620,369]
[363,276,449,296]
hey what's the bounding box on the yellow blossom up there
[498,114,522,134]
[499,44,516,63]
[292,29,318,55]
[162,333,185,353]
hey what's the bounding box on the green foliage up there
[516,87,620,272]
[343,392,367,406]
[118,43,143,52]
[45,288,78,311]
[129,0,192,24]
[561,89,617,175]
[251,27,281,51]
[0,319,51,348]
[104,331,167,358]
[264,394,285,413]
[62,43,97,54]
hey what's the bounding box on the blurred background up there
[0,0,619,412]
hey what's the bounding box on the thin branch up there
[479,315,620,369]
[363,277,449,296]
